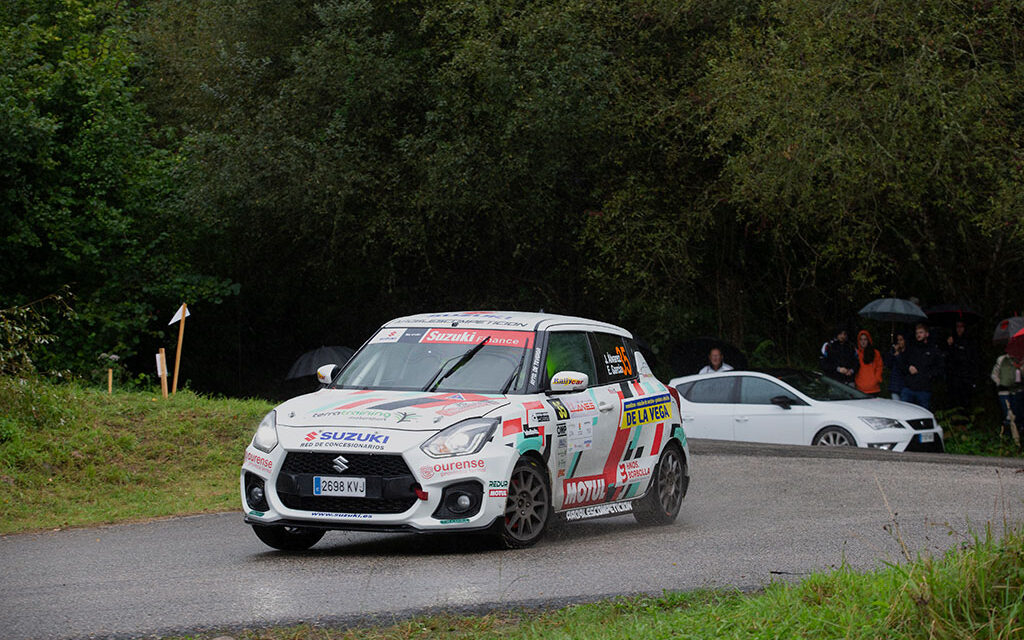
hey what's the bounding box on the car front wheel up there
[633,444,686,525]
[812,426,857,447]
[251,524,326,551]
[496,457,551,549]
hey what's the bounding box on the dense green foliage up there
[2,0,1022,397]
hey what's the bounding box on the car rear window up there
[686,377,737,403]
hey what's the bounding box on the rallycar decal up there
[564,501,633,522]
[419,328,534,349]
[369,392,499,411]
[370,328,406,343]
[562,475,606,507]
[621,393,672,430]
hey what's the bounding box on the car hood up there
[821,398,934,420]
[274,388,512,432]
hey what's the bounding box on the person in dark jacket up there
[821,328,858,386]
[943,320,978,410]
[883,332,908,399]
[901,323,945,409]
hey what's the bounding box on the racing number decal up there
[615,345,633,377]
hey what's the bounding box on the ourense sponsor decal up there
[244,450,273,472]
[419,458,486,479]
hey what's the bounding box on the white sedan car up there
[242,311,690,551]
[667,369,943,452]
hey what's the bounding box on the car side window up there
[686,377,737,403]
[739,377,800,404]
[545,331,597,387]
[591,332,635,384]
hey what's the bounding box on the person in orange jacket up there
[854,329,884,396]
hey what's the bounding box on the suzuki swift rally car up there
[241,311,690,550]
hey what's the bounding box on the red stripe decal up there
[651,422,664,456]
[523,401,544,410]
[334,397,384,410]
[602,424,633,487]
[632,380,644,395]
[503,418,523,436]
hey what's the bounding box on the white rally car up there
[241,311,690,550]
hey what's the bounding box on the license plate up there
[920,432,935,443]
[313,476,366,497]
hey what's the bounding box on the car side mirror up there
[771,395,793,410]
[316,364,338,386]
[549,371,588,393]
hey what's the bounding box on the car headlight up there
[420,418,498,458]
[859,416,905,430]
[252,411,279,453]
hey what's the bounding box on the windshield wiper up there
[422,336,490,392]
[500,345,530,395]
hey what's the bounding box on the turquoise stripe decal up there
[567,451,582,478]
[516,434,542,454]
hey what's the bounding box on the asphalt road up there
[2,442,1022,640]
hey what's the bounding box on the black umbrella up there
[669,337,748,377]
[286,346,355,380]
[858,298,928,323]
[993,317,1024,346]
[925,303,982,327]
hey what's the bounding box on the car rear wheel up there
[813,426,856,447]
[633,444,686,525]
[496,457,551,549]
[251,524,325,551]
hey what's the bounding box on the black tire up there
[812,426,857,447]
[496,457,551,549]
[633,444,687,525]
[251,524,326,551]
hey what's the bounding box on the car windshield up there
[774,371,870,401]
[330,327,535,394]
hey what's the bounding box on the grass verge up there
[169,527,1022,640]
[0,375,271,534]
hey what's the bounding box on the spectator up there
[699,347,733,374]
[901,323,944,409]
[943,320,979,411]
[883,333,908,400]
[854,330,883,396]
[991,353,1022,446]
[821,328,858,386]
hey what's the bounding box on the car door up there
[542,330,610,510]
[589,332,667,503]
[733,375,807,444]
[678,376,738,439]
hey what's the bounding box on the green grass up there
[166,527,1022,640]
[0,375,271,534]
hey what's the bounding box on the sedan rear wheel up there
[813,426,856,447]
[496,457,550,549]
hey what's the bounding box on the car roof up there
[382,311,632,336]
[669,368,818,385]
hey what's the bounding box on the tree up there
[701,0,1024,339]
[0,0,233,375]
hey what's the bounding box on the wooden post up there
[158,348,169,398]
[108,368,113,394]
[172,303,187,394]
